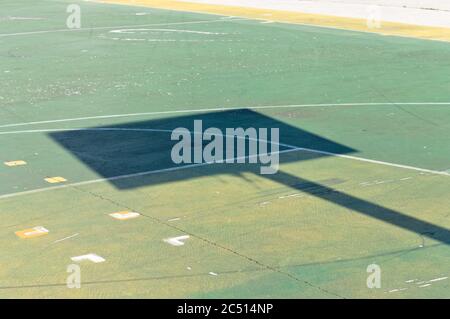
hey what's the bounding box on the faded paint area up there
[0,0,449,298]
[99,0,450,42]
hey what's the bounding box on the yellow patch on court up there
[109,211,141,220]
[15,226,49,239]
[4,160,27,167]
[98,0,450,42]
[44,176,67,184]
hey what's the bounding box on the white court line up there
[0,125,448,200]
[1,102,449,129]
[1,127,449,177]
[94,0,450,44]
[52,233,79,244]
[109,28,227,35]
[0,17,249,38]
[0,147,303,200]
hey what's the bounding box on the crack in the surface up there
[68,184,346,298]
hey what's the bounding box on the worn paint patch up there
[428,276,448,283]
[44,176,67,184]
[109,211,141,220]
[15,226,49,239]
[4,160,27,167]
[71,253,105,263]
[164,235,190,246]
[98,0,450,42]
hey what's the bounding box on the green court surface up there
[0,0,449,298]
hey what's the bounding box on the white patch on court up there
[4,160,27,167]
[427,276,448,283]
[15,226,49,239]
[168,217,181,222]
[419,284,431,288]
[109,211,141,220]
[71,253,105,263]
[164,235,190,246]
[209,272,218,276]
[44,176,67,184]
[30,226,48,234]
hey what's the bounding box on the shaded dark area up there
[49,108,449,245]
[271,171,450,245]
[50,109,355,190]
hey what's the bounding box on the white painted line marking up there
[1,102,449,129]
[4,16,44,21]
[388,288,407,292]
[1,126,449,179]
[71,253,105,263]
[0,18,249,38]
[109,211,140,220]
[0,147,306,200]
[0,101,449,199]
[428,276,448,282]
[110,28,226,35]
[0,124,448,200]
[279,193,304,199]
[52,233,79,244]
[164,235,190,246]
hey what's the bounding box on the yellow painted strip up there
[15,226,49,239]
[98,0,450,42]
[44,176,67,184]
[4,160,27,167]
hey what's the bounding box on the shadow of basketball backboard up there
[49,109,450,245]
[49,109,355,190]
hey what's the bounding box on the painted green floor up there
[0,0,449,298]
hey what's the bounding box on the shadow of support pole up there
[268,170,450,245]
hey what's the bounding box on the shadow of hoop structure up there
[50,108,450,245]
